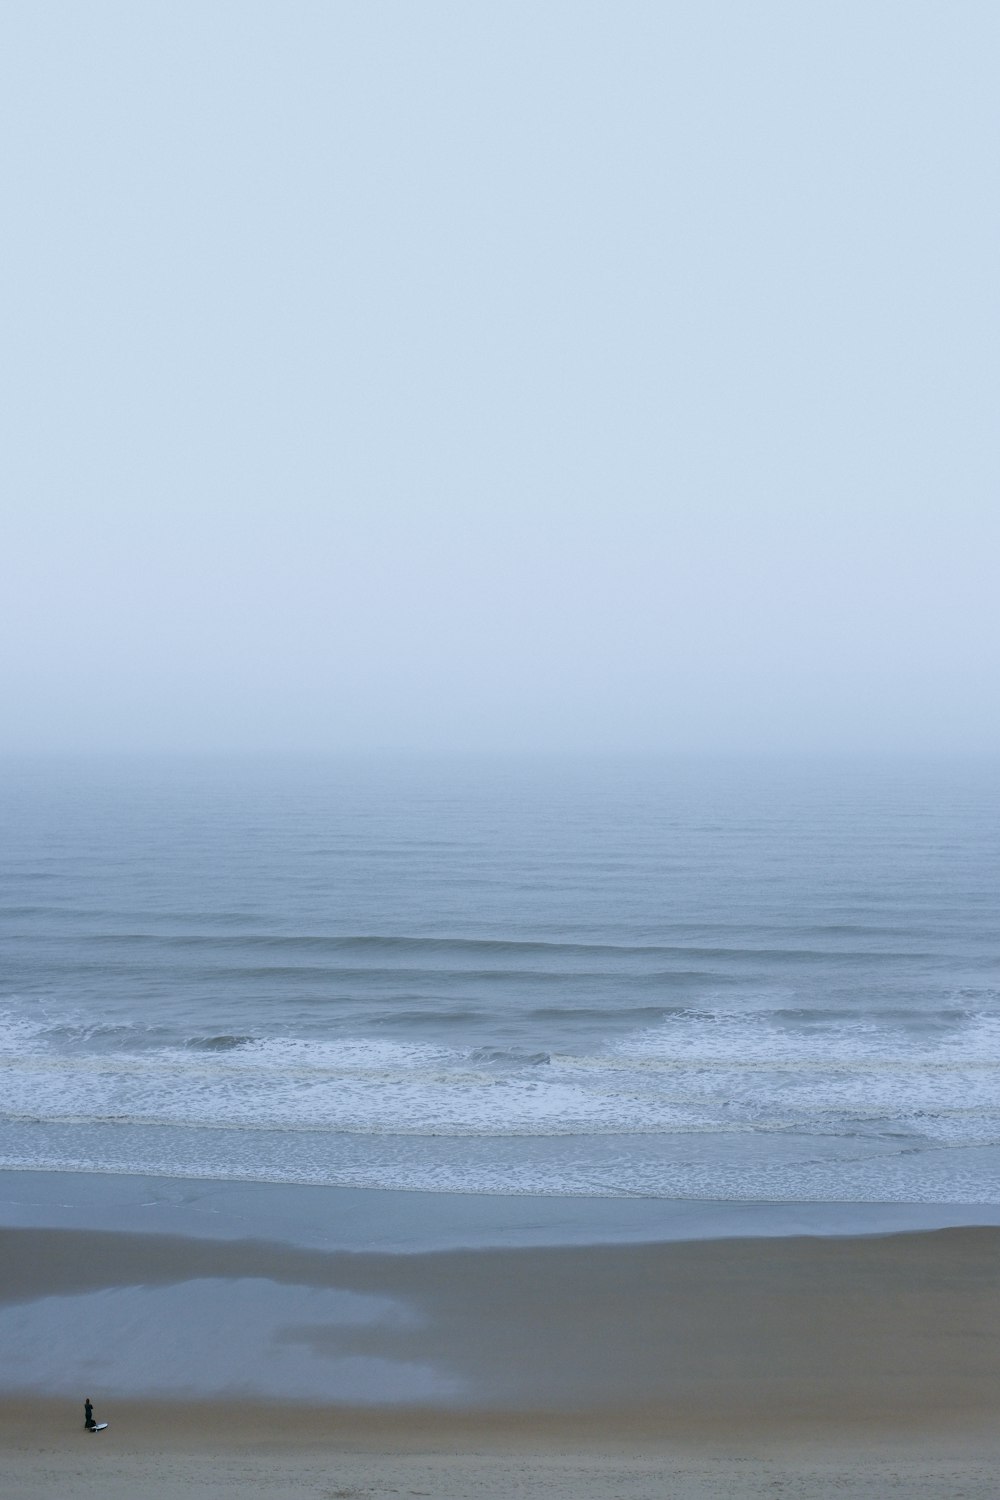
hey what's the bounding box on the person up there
[84,1398,95,1431]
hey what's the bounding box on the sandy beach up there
[2,1207,999,1497]
[3,1222,1000,1419]
[3,1395,1000,1500]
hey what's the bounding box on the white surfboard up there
[89,1423,108,1432]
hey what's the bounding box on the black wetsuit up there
[84,1400,94,1430]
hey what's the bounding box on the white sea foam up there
[1,1003,998,1169]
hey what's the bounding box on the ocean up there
[1,754,998,1207]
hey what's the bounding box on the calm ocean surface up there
[0,755,997,1204]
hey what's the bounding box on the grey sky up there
[2,2,997,753]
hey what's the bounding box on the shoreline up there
[4,1167,1000,1252]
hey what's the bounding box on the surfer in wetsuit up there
[84,1398,95,1430]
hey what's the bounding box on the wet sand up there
[2,1223,1000,1415]
[2,1220,999,1495]
[8,1167,1000,1249]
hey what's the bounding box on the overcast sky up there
[2,2,997,754]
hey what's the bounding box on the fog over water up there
[2,2,997,755]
